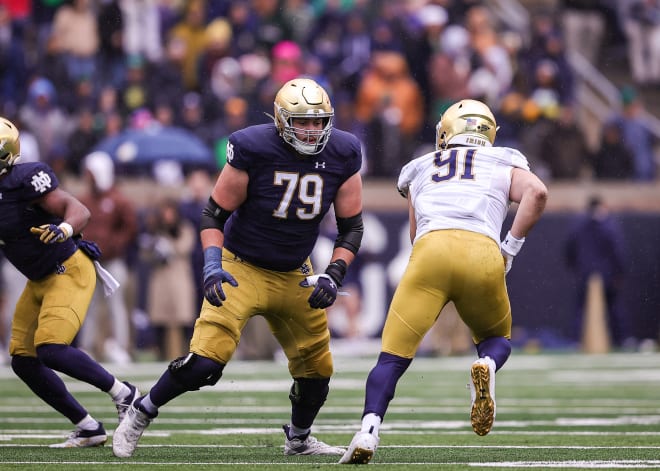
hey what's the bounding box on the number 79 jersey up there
[397,145,530,245]
[223,123,362,272]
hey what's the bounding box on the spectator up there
[168,0,210,91]
[96,0,124,89]
[178,169,214,313]
[563,196,634,349]
[117,54,150,118]
[248,40,304,125]
[538,105,591,180]
[621,0,660,86]
[559,0,607,64]
[354,50,425,177]
[464,4,514,104]
[66,107,100,176]
[591,120,635,180]
[138,198,197,361]
[18,77,74,168]
[607,85,658,181]
[120,0,163,65]
[51,0,99,83]
[197,17,233,98]
[0,4,28,115]
[77,151,138,364]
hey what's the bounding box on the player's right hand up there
[30,223,72,244]
[203,268,238,307]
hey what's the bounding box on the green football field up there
[0,350,659,470]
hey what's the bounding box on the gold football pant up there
[9,250,96,357]
[382,229,511,358]
[190,249,333,379]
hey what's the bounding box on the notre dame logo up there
[30,171,53,193]
[226,141,234,163]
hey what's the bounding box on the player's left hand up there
[500,230,525,275]
[300,274,338,309]
[30,223,73,244]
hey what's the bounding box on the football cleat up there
[114,381,140,423]
[469,357,496,436]
[283,424,345,456]
[112,402,155,458]
[49,422,107,448]
[338,431,379,464]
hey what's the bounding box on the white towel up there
[93,261,120,297]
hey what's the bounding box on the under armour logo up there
[56,264,66,274]
[30,171,53,193]
[300,263,311,275]
[314,161,326,169]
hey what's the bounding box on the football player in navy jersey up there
[0,117,139,448]
[339,100,548,464]
[113,78,364,458]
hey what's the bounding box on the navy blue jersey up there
[0,162,77,280]
[224,123,362,271]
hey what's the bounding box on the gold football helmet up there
[436,99,497,150]
[273,78,334,155]
[0,117,21,175]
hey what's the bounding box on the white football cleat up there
[112,403,154,458]
[283,424,345,455]
[469,356,496,436]
[50,422,107,448]
[338,431,379,464]
[114,381,140,423]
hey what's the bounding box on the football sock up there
[148,370,188,407]
[363,352,412,420]
[289,377,329,429]
[138,394,158,417]
[288,424,310,438]
[360,412,382,437]
[76,414,100,431]
[11,355,88,424]
[476,337,511,371]
[36,344,115,391]
[108,379,130,402]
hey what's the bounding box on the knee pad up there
[289,377,330,409]
[167,353,225,391]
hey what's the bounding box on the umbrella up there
[94,125,216,173]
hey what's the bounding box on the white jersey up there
[397,145,530,245]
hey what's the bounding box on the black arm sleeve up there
[200,197,233,233]
[334,212,364,255]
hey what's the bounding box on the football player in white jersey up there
[339,99,548,464]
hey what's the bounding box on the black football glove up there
[300,260,347,309]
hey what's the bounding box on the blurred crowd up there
[1,0,659,362]
[0,0,658,182]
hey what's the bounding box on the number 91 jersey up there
[223,123,362,272]
[397,145,530,246]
